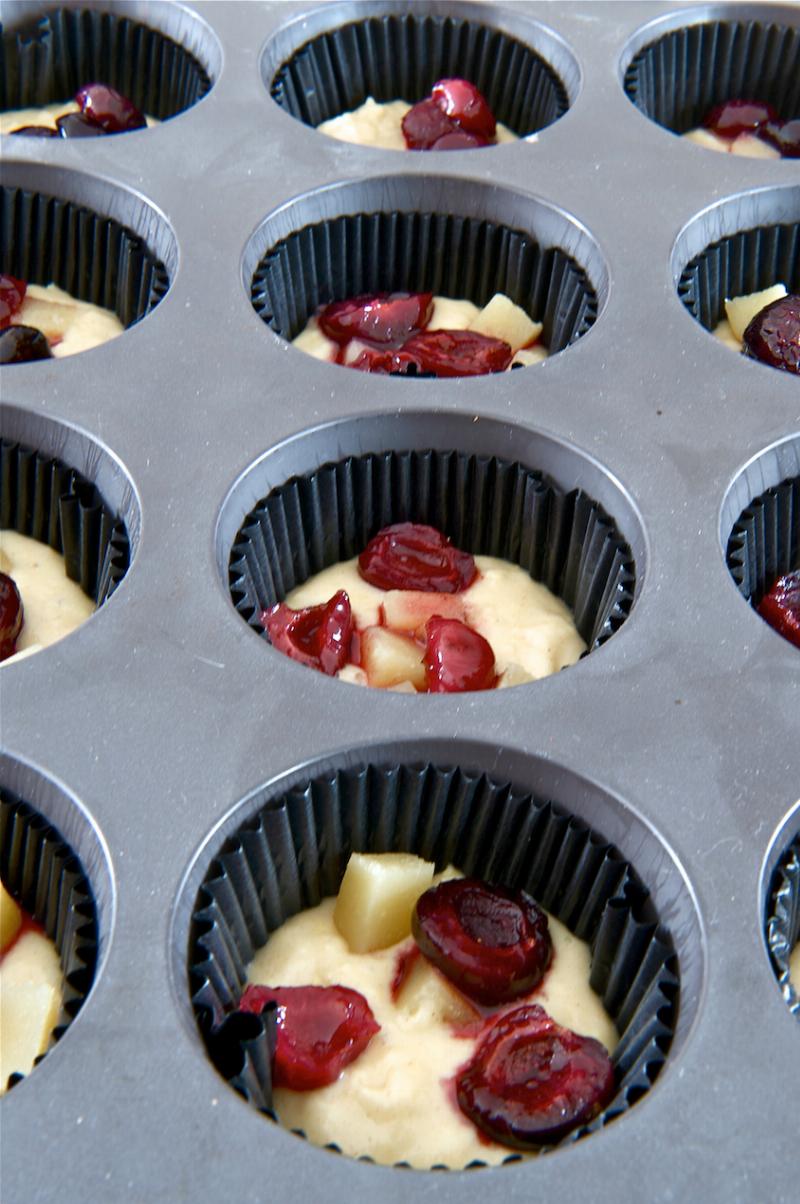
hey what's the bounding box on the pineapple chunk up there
[382,590,465,633]
[334,852,435,952]
[395,955,478,1027]
[1,930,62,991]
[0,882,22,953]
[468,293,543,353]
[0,981,60,1087]
[361,626,426,690]
[725,285,787,342]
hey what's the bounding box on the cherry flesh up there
[57,112,106,138]
[319,292,433,346]
[431,130,490,151]
[455,1003,615,1147]
[431,79,496,139]
[0,274,27,327]
[0,572,24,662]
[412,878,552,1004]
[358,523,476,594]
[399,329,513,377]
[262,589,353,676]
[9,125,57,137]
[704,99,778,139]
[757,570,800,649]
[402,98,457,149]
[741,294,800,375]
[759,118,800,158]
[75,83,146,133]
[424,617,496,692]
[0,325,53,364]
[238,983,380,1090]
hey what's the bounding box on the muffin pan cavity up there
[764,801,800,1019]
[263,2,578,143]
[181,743,700,1165]
[0,1,219,126]
[219,412,641,674]
[622,6,800,142]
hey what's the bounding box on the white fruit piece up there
[468,293,543,353]
[0,981,60,1087]
[334,852,435,952]
[1,929,62,991]
[725,285,788,342]
[0,882,22,953]
[381,590,466,633]
[360,626,426,690]
[683,128,729,153]
[730,134,780,159]
[394,955,478,1026]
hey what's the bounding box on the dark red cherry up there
[0,274,27,328]
[319,292,433,346]
[0,325,53,364]
[0,572,24,662]
[75,83,146,133]
[402,97,457,149]
[9,125,57,137]
[400,329,513,377]
[759,118,800,158]
[57,112,106,138]
[413,878,551,1004]
[431,130,490,151]
[424,617,496,692]
[358,523,476,594]
[757,570,800,649]
[431,79,496,139]
[238,983,380,1090]
[455,1004,615,1147]
[704,99,778,139]
[741,294,800,375]
[261,589,353,676]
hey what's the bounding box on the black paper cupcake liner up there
[1,183,169,328]
[229,448,635,658]
[678,220,800,334]
[189,761,679,1164]
[766,833,800,1018]
[269,11,569,138]
[252,211,597,357]
[0,785,98,1090]
[726,474,799,610]
[624,17,800,135]
[1,437,130,606]
[1,6,212,122]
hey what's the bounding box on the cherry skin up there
[455,1003,615,1147]
[262,590,353,676]
[431,130,490,151]
[75,83,146,133]
[704,99,778,139]
[319,292,433,346]
[431,79,496,139]
[358,523,477,594]
[9,125,57,137]
[399,329,513,377]
[757,570,800,649]
[402,97,457,149]
[57,112,106,138]
[741,294,800,375]
[412,878,551,1004]
[237,983,380,1090]
[0,274,27,327]
[759,118,800,158]
[424,617,496,692]
[0,325,53,364]
[0,572,24,662]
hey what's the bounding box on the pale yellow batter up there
[318,96,518,151]
[7,283,124,357]
[285,553,585,688]
[0,882,63,1092]
[683,128,780,159]
[0,100,157,135]
[249,895,615,1168]
[0,530,95,663]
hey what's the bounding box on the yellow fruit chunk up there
[394,955,478,1027]
[361,626,426,690]
[1,930,62,991]
[0,981,60,1088]
[0,882,22,953]
[725,285,788,342]
[381,590,466,633]
[468,293,543,353]
[334,852,435,952]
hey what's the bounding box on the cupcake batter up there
[0,530,95,663]
[0,101,158,135]
[248,895,616,1168]
[682,128,780,159]
[0,882,63,1092]
[6,283,124,357]
[318,96,518,150]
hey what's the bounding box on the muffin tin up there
[1,2,799,1201]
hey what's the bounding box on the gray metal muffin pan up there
[1,2,799,1201]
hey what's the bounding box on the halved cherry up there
[412,878,551,1004]
[431,130,490,151]
[455,1003,615,1147]
[742,294,800,375]
[424,617,496,692]
[757,570,800,649]
[0,325,53,364]
[704,99,778,139]
[759,118,800,158]
[431,79,496,139]
[402,97,457,149]
[400,329,513,377]
[75,83,146,133]
[0,572,24,662]
[238,983,380,1090]
[0,274,27,328]
[319,292,434,346]
[358,524,476,594]
[9,125,57,137]
[261,589,353,675]
[57,112,106,138]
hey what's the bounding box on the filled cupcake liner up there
[0,785,98,1090]
[1,437,130,606]
[0,5,211,121]
[766,834,800,1017]
[624,17,800,134]
[269,11,568,138]
[229,448,634,657]
[726,474,799,608]
[1,183,169,327]
[188,761,679,1161]
[678,220,800,333]
[251,211,597,354]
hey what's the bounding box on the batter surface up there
[0,100,157,134]
[0,530,95,662]
[0,892,63,1092]
[8,283,125,357]
[318,96,518,150]
[682,128,780,159]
